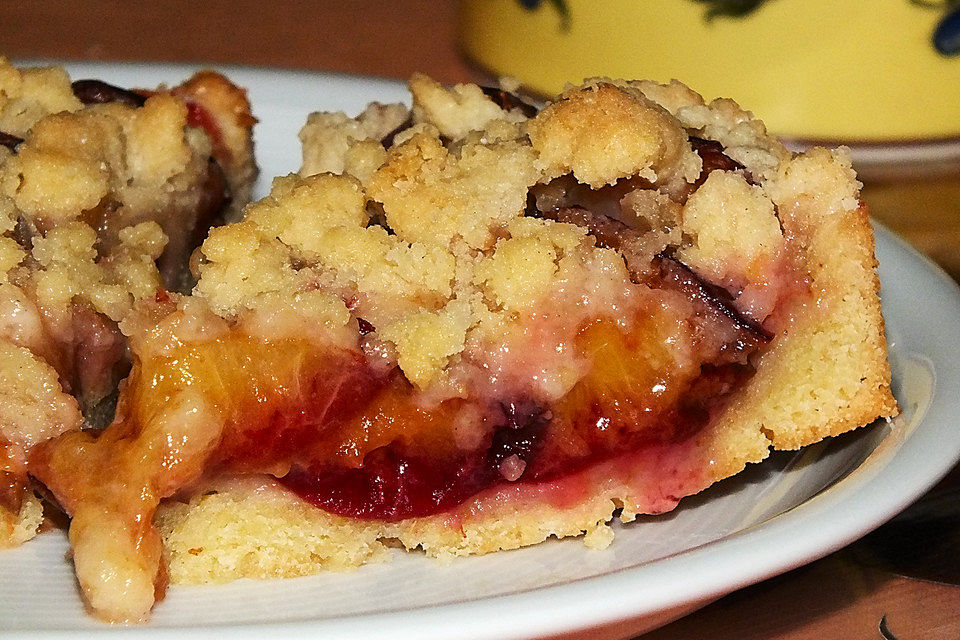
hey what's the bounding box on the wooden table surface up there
[5,1,960,638]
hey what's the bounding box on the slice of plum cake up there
[0,59,256,548]
[30,74,896,622]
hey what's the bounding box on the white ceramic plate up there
[2,63,960,640]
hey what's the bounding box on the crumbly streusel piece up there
[300,101,409,181]
[528,81,701,190]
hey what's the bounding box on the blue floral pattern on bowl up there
[513,0,960,54]
[932,5,960,54]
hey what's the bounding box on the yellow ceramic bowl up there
[459,0,960,142]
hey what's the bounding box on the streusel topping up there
[195,75,797,394]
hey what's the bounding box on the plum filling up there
[0,131,23,152]
[657,254,772,346]
[272,260,770,521]
[381,117,414,149]
[183,100,229,164]
[164,157,232,290]
[281,396,552,520]
[33,282,767,526]
[689,136,753,186]
[0,437,25,513]
[31,261,774,531]
[71,79,148,107]
[62,304,129,417]
[480,86,539,117]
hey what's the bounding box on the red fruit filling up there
[180,261,762,522]
[274,251,770,520]
[32,260,772,534]
[184,101,227,161]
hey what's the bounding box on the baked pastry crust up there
[27,74,896,621]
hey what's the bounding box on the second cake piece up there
[0,59,256,548]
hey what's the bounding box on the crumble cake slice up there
[0,58,256,548]
[30,74,896,622]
